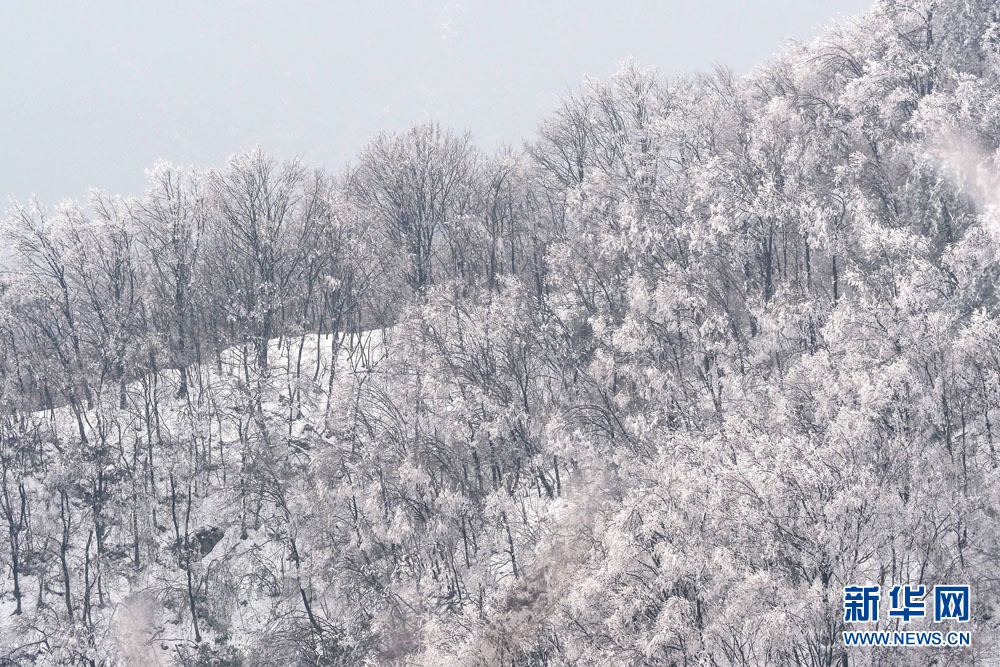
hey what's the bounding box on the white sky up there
[0,0,872,206]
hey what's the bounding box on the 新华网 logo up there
[841,584,971,648]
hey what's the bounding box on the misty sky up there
[1,0,872,206]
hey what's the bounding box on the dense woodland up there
[2,0,1000,664]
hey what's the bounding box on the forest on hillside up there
[2,0,1000,664]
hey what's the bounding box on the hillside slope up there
[4,0,1000,665]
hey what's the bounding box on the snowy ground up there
[0,329,390,664]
